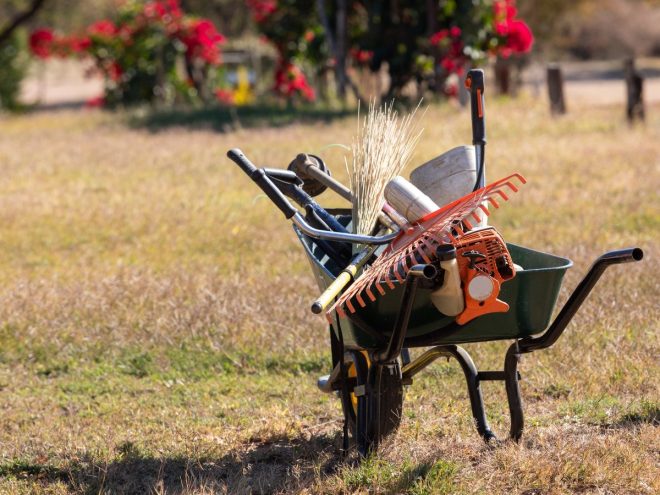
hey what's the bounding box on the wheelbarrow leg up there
[504,343,524,441]
[402,344,523,442]
[441,345,497,442]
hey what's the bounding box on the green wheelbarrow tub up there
[295,221,573,350]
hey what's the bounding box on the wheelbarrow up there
[226,70,644,456]
[296,212,643,453]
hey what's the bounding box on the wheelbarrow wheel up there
[340,351,404,455]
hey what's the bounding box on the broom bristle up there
[348,100,423,235]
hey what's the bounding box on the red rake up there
[327,173,527,320]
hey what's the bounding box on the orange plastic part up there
[454,228,516,325]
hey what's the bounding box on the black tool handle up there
[227,148,258,176]
[466,69,486,146]
[227,148,298,219]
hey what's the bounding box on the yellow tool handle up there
[310,228,387,315]
[311,269,356,314]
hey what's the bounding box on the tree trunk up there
[335,0,348,101]
[0,0,47,46]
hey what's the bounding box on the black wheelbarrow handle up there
[518,247,644,353]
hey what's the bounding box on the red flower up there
[304,30,315,42]
[214,88,234,105]
[444,83,458,98]
[274,61,315,101]
[441,57,456,72]
[68,35,91,53]
[87,20,118,38]
[430,29,448,45]
[85,95,105,107]
[247,0,277,23]
[350,48,373,64]
[180,19,226,65]
[492,0,533,56]
[100,61,123,82]
[494,0,517,21]
[494,21,508,36]
[29,28,55,59]
[143,0,183,27]
[449,26,461,38]
[505,20,533,53]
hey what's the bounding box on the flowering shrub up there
[248,0,534,102]
[29,1,229,108]
[274,61,315,101]
[246,0,321,102]
[428,0,533,82]
[492,0,534,56]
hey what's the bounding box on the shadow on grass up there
[129,104,356,133]
[1,432,344,494]
[612,404,660,428]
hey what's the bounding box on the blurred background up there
[2,0,659,112]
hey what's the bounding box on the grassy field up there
[0,97,658,494]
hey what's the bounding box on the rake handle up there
[227,148,298,219]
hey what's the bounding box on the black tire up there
[340,351,404,453]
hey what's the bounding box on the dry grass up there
[348,100,422,234]
[0,95,658,494]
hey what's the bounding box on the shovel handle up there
[465,69,486,146]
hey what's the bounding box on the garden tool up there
[409,145,483,220]
[288,153,407,230]
[261,167,353,263]
[227,149,398,246]
[466,69,487,191]
[326,172,526,320]
[428,244,464,317]
[452,227,516,324]
[384,176,439,223]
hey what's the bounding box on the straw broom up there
[348,100,423,236]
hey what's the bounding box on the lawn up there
[0,97,658,494]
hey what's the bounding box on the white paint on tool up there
[468,275,494,301]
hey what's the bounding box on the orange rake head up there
[327,173,526,321]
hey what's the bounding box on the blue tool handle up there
[307,203,350,234]
[227,148,298,219]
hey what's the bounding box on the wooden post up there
[495,56,511,95]
[624,58,645,124]
[546,64,566,115]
